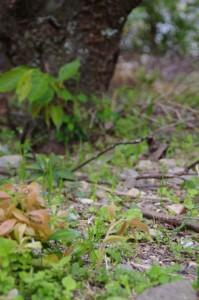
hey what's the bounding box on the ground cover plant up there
[0,74,198,298]
[0,58,199,298]
[0,1,199,299]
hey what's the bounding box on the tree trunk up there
[0,0,140,95]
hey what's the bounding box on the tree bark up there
[0,0,141,95]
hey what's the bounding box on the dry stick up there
[185,158,199,171]
[136,173,188,180]
[98,186,199,232]
[71,136,153,172]
[141,208,199,233]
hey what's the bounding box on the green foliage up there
[58,59,80,81]
[0,60,81,131]
[28,153,75,192]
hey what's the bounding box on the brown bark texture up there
[0,0,140,94]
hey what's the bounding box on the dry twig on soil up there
[72,136,153,172]
[141,208,199,233]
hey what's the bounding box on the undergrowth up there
[0,56,198,299]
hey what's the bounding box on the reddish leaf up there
[118,221,127,236]
[11,208,30,224]
[128,218,150,235]
[0,219,17,236]
[30,223,51,241]
[27,209,50,225]
[108,202,116,221]
[0,190,10,200]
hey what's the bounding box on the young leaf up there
[16,70,33,102]
[29,85,54,105]
[58,59,80,81]
[0,238,15,256]
[128,218,150,235]
[62,275,77,292]
[29,103,43,118]
[76,93,87,103]
[50,105,64,129]
[0,66,28,92]
[28,70,49,102]
[49,228,80,241]
[57,88,73,101]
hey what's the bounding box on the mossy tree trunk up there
[0,0,140,95]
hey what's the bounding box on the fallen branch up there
[185,158,199,171]
[130,262,151,271]
[136,173,188,180]
[72,136,153,172]
[141,208,199,233]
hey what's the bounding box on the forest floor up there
[0,53,199,299]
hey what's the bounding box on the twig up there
[136,173,188,180]
[130,262,150,270]
[185,159,199,171]
[71,136,153,172]
[141,208,199,233]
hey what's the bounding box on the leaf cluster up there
[0,60,82,130]
[96,202,150,267]
[0,182,51,243]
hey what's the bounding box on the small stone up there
[126,188,140,197]
[168,166,185,174]
[123,176,136,189]
[119,168,139,180]
[149,229,162,238]
[0,144,8,152]
[76,198,93,204]
[136,160,157,171]
[0,289,19,300]
[81,181,90,190]
[96,190,106,199]
[168,178,184,185]
[167,204,185,215]
[159,159,178,168]
[188,261,197,269]
[137,280,197,300]
[0,155,22,170]
[117,263,133,271]
[181,238,194,248]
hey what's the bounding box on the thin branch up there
[185,158,199,171]
[71,136,153,172]
[141,208,199,233]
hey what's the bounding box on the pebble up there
[76,198,94,204]
[137,280,197,300]
[136,160,158,171]
[126,188,140,197]
[0,155,22,170]
[167,203,185,215]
